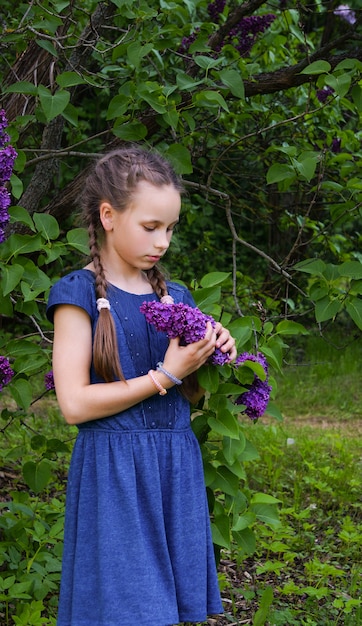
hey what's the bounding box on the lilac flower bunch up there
[316,86,334,103]
[234,352,272,420]
[333,4,356,25]
[227,14,276,56]
[45,370,55,391]
[331,138,342,154]
[207,0,226,22]
[140,300,231,365]
[0,356,14,392]
[179,4,275,57]
[0,109,17,244]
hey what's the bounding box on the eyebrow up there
[143,219,179,226]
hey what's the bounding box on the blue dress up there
[46,269,223,626]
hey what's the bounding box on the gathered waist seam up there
[77,427,193,435]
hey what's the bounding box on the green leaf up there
[66,228,89,254]
[10,174,23,199]
[113,122,148,141]
[56,71,86,88]
[175,72,204,91]
[275,320,308,335]
[315,297,342,323]
[293,153,318,182]
[211,466,240,496]
[106,94,130,120]
[253,586,274,626]
[194,90,229,111]
[232,511,256,532]
[200,272,230,288]
[4,81,38,95]
[345,297,362,330]
[338,261,362,279]
[22,460,52,494]
[325,73,351,98]
[38,86,70,122]
[211,516,231,549]
[300,60,331,75]
[222,433,246,464]
[219,69,245,99]
[36,39,58,57]
[33,213,60,240]
[127,42,154,67]
[208,409,240,440]
[294,258,326,275]
[351,85,362,112]
[266,164,295,184]
[164,144,193,175]
[234,527,256,555]
[250,493,282,505]
[0,263,24,295]
[251,502,281,526]
[198,364,219,393]
[194,55,223,70]
[9,378,33,410]
[8,206,35,231]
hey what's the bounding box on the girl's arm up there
[52,304,219,425]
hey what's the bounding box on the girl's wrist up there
[156,362,182,386]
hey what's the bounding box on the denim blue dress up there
[46,269,223,626]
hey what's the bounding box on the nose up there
[155,230,170,251]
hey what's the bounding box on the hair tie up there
[160,295,174,304]
[97,297,111,312]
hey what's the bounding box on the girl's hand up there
[163,322,217,379]
[214,321,237,362]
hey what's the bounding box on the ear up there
[99,202,115,232]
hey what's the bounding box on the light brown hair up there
[81,146,184,383]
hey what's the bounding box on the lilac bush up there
[0,109,17,243]
[0,356,14,392]
[140,300,231,365]
[234,352,272,420]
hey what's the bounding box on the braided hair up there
[81,146,184,383]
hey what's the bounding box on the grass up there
[0,326,361,625]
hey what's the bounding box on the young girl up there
[47,146,236,626]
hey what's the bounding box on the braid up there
[146,266,168,300]
[89,221,124,383]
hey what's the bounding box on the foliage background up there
[0,0,361,623]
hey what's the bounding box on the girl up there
[47,146,236,626]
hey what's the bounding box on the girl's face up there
[100,180,181,273]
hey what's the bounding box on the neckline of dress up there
[81,268,156,297]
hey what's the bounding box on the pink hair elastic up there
[160,295,174,304]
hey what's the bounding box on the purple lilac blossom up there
[234,351,271,420]
[45,370,55,391]
[316,86,334,103]
[0,109,17,244]
[228,14,276,56]
[179,12,275,56]
[140,300,231,365]
[331,138,342,153]
[333,4,356,25]
[207,0,226,22]
[0,356,14,392]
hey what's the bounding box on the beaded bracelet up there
[148,369,167,396]
[156,362,182,386]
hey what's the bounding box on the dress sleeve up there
[46,270,96,324]
[167,281,196,307]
